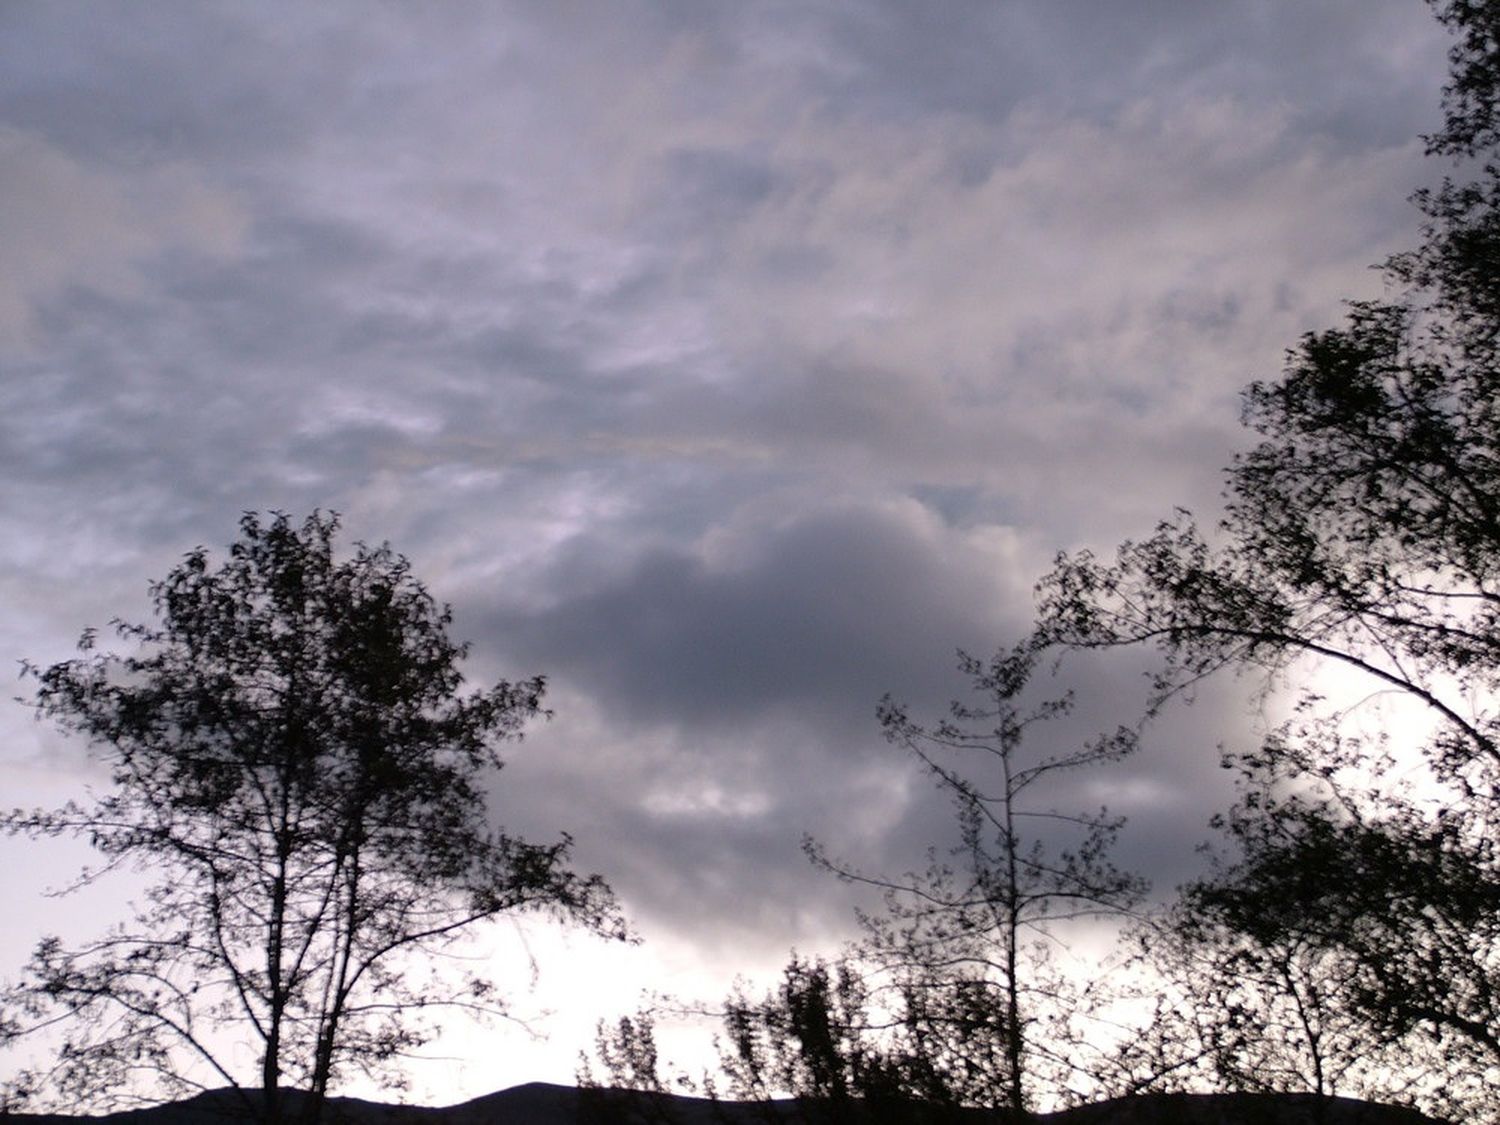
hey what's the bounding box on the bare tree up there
[809,645,1145,1118]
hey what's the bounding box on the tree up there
[0,512,627,1123]
[583,648,1142,1122]
[1105,733,1499,1121]
[1129,767,1417,1110]
[583,956,961,1125]
[578,1008,689,1125]
[807,645,1146,1119]
[712,955,917,1125]
[1157,895,1380,1107]
[1033,0,1500,1105]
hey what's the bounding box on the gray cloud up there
[493,499,1022,727]
[0,0,1458,1099]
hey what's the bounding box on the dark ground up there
[6,1084,1447,1125]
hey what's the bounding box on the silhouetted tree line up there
[3,2,1498,1123]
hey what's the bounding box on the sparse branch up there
[794,644,1146,1116]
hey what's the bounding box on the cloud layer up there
[0,0,1454,1101]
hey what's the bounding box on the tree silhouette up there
[1164,736,1500,1119]
[583,648,1142,1122]
[806,646,1145,1119]
[0,512,627,1122]
[1033,0,1500,1109]
[584,956,967,1125]
[1130,790,1410,1109]
[713,955,914,1125]
[578,1009,689,1125]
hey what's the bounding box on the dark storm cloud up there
[483,629,1260,966]
[495,501,1021,729]
[469,496,1257,957]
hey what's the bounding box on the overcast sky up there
[0,0,1458,1107]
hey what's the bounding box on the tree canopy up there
[1,511,626,1122]
[1033,1,1500,1113]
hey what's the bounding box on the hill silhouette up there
[6,1083,1446,1125]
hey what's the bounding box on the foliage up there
[0,512,626,1122]
[578,1010,687,1125]
[1124,767,1415,1107]
[1033,0,1500,1111]
[713,956,917,1124]
[1427,0,1500,159]
[1152,893,1380,1102]
[583,958,960,1125]
[1166,736,1500,1116]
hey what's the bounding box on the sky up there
[0,0,1459,1108]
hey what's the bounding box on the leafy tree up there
[578,1009,688,1125]
[1132,792,1407,1108]
[713,956,907,1124]
[0,512,627,1123]
[584,957,957,1125]
[1165,737,1500,1118]
[1083,731,1491,1120]
[1151,897,1376,1105]
[1033,0,1500,1105]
